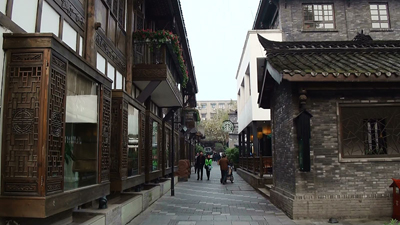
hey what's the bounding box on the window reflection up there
[152,121,159,171]
[128,105,139,176]
[64,66,98,191]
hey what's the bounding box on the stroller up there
[227,165,234,183]
[221,164,234,183]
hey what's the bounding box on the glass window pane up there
[96,53,106,74]
[116,71,123,89]
[372,23,381,28]
[79,36,83,56]
[107,62,115,88]
[371,16,379,21]
[62,20,77,51]
[12,0,38,33]
[65,66,98,191]
[370,10,378,15]
[0,0,6,14]
[381,16,388,21]
[370,5,378,10]
[379,4,387,10]
[41,1,60,36]
[128,105,139,176]
[325,23,334,29]
[380,10,387,15]
[381,23,389,28]
[152,122,159,171]
[328,16,333,21]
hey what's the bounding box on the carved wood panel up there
[121,100,128,178]
[2,51,44,196]
[100,87,111,183]
[110,98,120,180]
[53,0,85,31]
[95,31,126,71]
[46,53,67,194]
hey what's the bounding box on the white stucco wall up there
[236,30,282,133]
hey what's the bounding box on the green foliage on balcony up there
[133,29,189,87]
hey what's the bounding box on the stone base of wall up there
[236,168,272,188]
[270,188,294,219]
[271,187,392,219]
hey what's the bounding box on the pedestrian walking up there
[196,151,205,180]
[194,153,199,174]
[218,153,229,184]
[205,154,212,180]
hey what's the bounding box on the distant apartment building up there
[197,100,236,120]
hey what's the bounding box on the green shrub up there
[196,145,204,153]
[385,219,400,225]
[225,147,239,164]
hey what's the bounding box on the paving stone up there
[127,162,387,225]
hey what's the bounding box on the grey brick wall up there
[272,88,400,219]
[278,0,400,41]
[270,80,297,195]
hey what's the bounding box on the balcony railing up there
[133,41,182,85]
[239,156,273,178]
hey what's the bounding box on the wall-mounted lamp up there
[257,131,263,140]
[262,126,271,135]
[250,134,254,142]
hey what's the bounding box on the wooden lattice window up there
[303,4,335,29]
[340,104,400,158]
[370,3,390,29]
[104,0,126,29]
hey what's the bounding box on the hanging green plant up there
[133,29,189,87]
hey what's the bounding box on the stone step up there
[257,187,270,198]
[68,214,105,225]
[265,184,273,190]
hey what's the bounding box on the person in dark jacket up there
[218,153,229,184]
[194,153,199,174]
[196,151,206,180]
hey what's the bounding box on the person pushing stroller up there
[218,153,229,184]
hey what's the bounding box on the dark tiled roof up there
[258,34,400,80]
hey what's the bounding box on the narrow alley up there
[128,163,387,225]
[129,162,293,225]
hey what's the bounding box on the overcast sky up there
[180,0,260,101]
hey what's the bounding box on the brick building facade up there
[255,0,400,219]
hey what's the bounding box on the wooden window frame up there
[303,3,335,30]
[369,3,390,29]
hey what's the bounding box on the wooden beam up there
[136,80,161,103]
[0,12,25,33]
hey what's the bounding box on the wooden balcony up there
[133,41,183,107]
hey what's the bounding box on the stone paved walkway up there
[129,162,389,225]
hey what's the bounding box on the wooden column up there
[125,0,134,94]
[85,0,96,65]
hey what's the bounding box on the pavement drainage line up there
[175,187,260,200]
[176,192,265,205]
